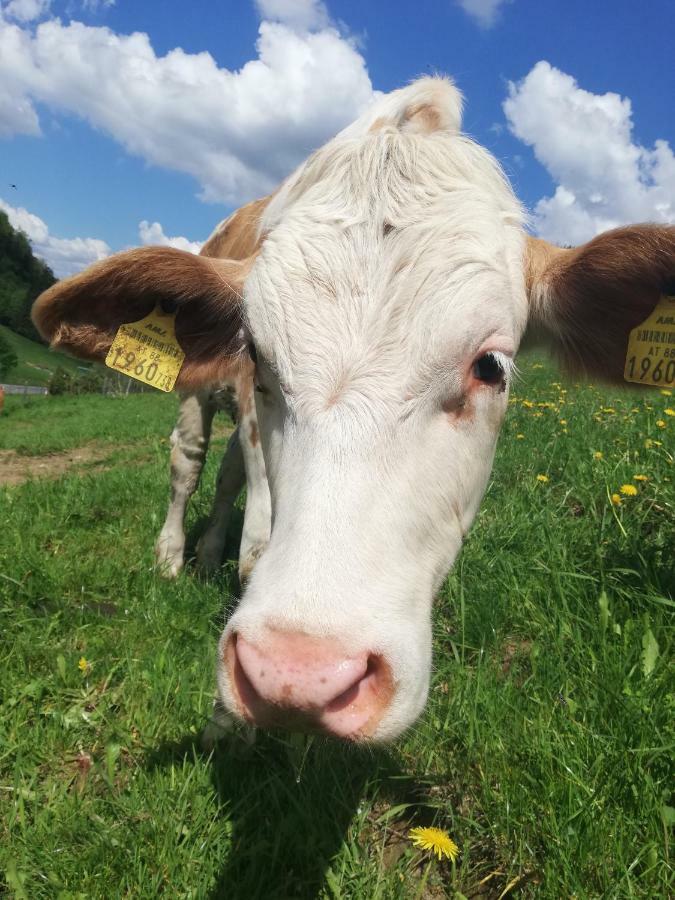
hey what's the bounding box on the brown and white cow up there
[153,198,272,583]
[33,78,674,742]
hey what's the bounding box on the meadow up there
[0,324,84,387]
[0,355,673,899]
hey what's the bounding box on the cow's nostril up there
[227,633,393,738]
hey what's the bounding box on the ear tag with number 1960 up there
[105,306,185,392]
[624,292,675,387]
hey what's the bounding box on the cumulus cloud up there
[456,0,511,28]
[0,198,111,276]
[80,0,115,11]
[0,11,375,204]
[504,61,675,245]
[2,0,51,22]
[254,0,329,31]
[138,220,201,255]
[0,85,40,136]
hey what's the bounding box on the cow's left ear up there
[525,225,675,383]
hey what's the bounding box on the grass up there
[0,392,181,455]
[0,325,86,387]
[0,355,673,898]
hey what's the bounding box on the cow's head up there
[33,78,674,742]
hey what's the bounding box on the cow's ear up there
[525,225,675,383]
[32,247,252,390]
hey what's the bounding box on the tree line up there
[0,209,56,379]
[0,209,55,343]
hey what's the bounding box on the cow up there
[33,77,674,743]
[154,199,271,583]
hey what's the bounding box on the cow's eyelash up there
[472,351,514,384]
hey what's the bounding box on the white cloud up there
[504,61,675,245]
[255,0,329,31]
[456,0,511,28]
[138,220,201,255]
[0,198,111,276]
[0,85,40,136]
[80,0,115,10]
[2,0,51,22]
[0,12,375,205]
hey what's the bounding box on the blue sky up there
[1,0,673,275]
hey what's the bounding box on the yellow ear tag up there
[105,305,185,392]
[624,292,675,387]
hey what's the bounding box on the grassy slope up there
[0,324,86,387]
[0,358,673,898]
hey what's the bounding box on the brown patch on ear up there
[201,195,271,261]
[526,226,675,383]
[368,116,390,133]
[32,247,252,390]
[403,102,442,134]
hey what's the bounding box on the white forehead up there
[245,80,527,404]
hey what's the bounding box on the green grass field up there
[0,325,90,387]
[1,357,673,898]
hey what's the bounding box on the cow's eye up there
[472,353,505,385]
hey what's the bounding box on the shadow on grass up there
[145,730,405,900]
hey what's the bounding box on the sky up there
[1,0,674,276]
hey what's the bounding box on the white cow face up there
[32,77,674,743]
[218,81,528,740]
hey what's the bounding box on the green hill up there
[0,323,88,386]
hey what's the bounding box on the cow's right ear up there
[32,247,252,389]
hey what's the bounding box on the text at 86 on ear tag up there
[105,305,185,392]
[624,290,675,387]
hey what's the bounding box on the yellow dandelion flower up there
[664,408,675,417]
[559,419,567,425]
[516,433,525,440]
[660,389,672,397]
[78,656,89,673]
[602,407,616,414]
[409,827,459,862]
[644,439,653,449]
[656,420,666,429]
[522,400,533,409]
[633,474,648,482]
[611,493,622,506]
[536,474,549,483]
[533,412,543,418]
[593,451,603,460]
[620,484,638,497]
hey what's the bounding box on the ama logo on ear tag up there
[624,292,675,387]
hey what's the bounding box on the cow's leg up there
[155,391,217,578]
[195,426,246,574]
[237,379,271,584]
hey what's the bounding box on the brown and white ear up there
[32,246,252,390]
[346,76,463,139]
[525,225,675,383]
